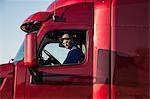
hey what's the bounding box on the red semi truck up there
[0,0,149,99]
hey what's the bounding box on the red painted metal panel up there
[93,1,111,98]
[47,0,86,12]
[112,0,150,98]
[0,63,14,78]
[0,63,14,99]
[93,84,115,99]
[13,61,26,99]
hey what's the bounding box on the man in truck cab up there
[38,30,86,66]
[60,33,85,64]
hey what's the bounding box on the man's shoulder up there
[70,45,77,50]
[70,47,82,54]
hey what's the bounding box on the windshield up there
[14,40,24,62]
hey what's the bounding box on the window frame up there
[37,29,88,68]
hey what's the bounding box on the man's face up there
[62,38,72,49]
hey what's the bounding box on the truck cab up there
[0,0,149,99]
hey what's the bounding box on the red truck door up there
[24,3,94,99]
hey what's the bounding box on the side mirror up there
[24,33,37,67]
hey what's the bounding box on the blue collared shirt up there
[63,45,85,64]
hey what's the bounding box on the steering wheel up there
[43,49,53,58]
[43,49,61,64]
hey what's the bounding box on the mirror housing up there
[24,33,37,67]
[20,12,52,33]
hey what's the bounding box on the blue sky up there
[0,0,53,64]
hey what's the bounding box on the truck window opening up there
[38,30,87,66]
